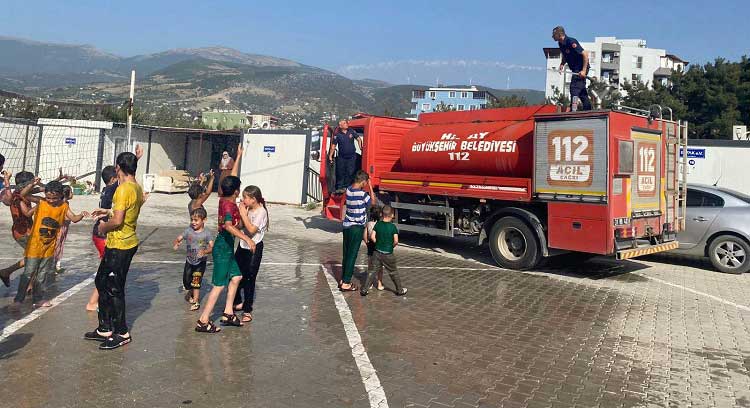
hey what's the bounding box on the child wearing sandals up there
[364,206,384,291]
[174,207,213,311]
[195,145,254,333]
[233,185,269,323]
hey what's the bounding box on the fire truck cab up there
[320,106,687,270]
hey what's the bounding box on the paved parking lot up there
[1,195,750,407]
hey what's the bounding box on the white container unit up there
[240,130,313,205]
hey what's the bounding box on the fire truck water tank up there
[399,119,536,178]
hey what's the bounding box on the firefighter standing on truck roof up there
[553,26,592,111]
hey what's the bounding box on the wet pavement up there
[2,199,750,407]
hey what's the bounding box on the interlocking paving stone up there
[1,198,750,407]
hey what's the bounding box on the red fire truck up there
[320,105,687,270]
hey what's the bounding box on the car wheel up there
[708,235,750,274]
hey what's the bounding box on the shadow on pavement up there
[538,254,652,282]
[642,253,717,271]
[125,273,160,331]
[294,216,342,234]
[0,333,33,360]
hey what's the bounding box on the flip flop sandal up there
[241,314,253,323]
[339,285,358,292]
[190,302,200,311]
[220,313,243,327]
[195,320,221,333]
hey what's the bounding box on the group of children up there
[0,145,403,345]
[339,170,407,297]
[173,145,270,333]
[0,156,90,307]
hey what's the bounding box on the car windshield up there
[718,187,750,204]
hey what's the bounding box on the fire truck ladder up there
[666,120,688,232]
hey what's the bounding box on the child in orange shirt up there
[14,180,88,307]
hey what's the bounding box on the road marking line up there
[636,273,750,312]
[0,274,96,343]
[321,265,389,408]
[130,259,497,271]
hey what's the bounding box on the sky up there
[1,0,748,90]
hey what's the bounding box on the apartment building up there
[410,86,498,116]
[543,37,688,99]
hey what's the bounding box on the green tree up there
[546,85,570,108]
[588,78,621,109]
[485,95,528,109]
[433,101,455,112]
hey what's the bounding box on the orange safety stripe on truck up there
[616,241,679,260]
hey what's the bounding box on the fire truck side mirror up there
[616,139,635,175]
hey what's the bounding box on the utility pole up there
[126,70,135,150]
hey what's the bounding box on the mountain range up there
[0,36,545,123]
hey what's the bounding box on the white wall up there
[240,131,310,205]
[618,45,664,87]
[684,145,750,195]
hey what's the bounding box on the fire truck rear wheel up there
[489,217,541,270]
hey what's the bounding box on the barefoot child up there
[364,206,384,291]
[234,185,269,323]
[86,165,117,311]
[361,205,407,297]
[0,171,36,287]
[196,144,254,333]
[15,179,89,306]
[174,207,213,311]
[84,152,144,350]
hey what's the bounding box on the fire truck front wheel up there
[489,217,541,270]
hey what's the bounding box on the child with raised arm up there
[174,207,214,311]
[361,205,407,297]
[187,170,215,217]
[15,179,89,307]
[196,144,254,333]
[0,171,36,287]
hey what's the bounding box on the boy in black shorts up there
[174,207,213,311]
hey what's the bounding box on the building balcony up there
[653,67,673,78]
[601,61,619,71]
[601,43,621,53]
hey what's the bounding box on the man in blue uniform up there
[328,119,362,193]
[553,26,592,111]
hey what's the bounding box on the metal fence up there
[0,117,110,190]
[306,166,322,203]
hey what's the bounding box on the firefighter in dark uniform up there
[553,26,592,111]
